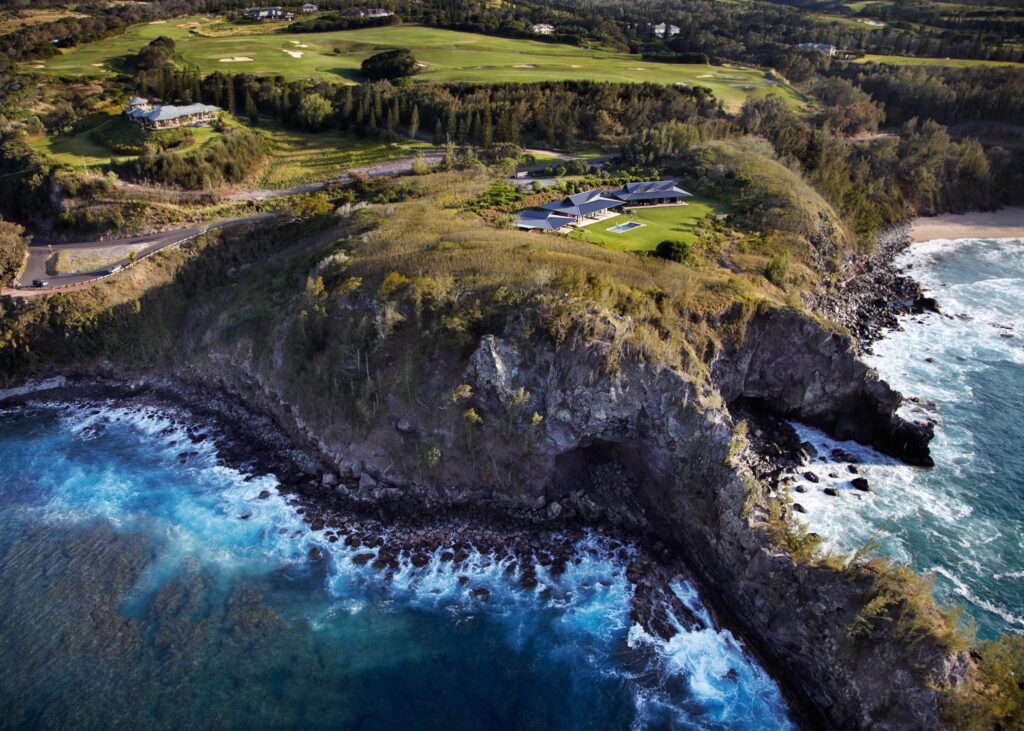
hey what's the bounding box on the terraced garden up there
[28,17,805,110]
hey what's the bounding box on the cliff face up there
[712,309,934,466]
[176,302,958,730]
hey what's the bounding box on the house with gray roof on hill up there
[537,189,624,219]
[125,101,222,129]
[607,180,692,206]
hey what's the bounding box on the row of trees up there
[138,69,726,149]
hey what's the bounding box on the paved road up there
[3,213,278,297]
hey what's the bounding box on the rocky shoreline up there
[0,376,763,707]
[814,222,940,350]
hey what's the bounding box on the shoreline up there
[0,374,815,727]
[911,207,1024,243]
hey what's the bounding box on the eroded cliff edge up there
[155,300,960,730]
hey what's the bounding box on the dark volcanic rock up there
[851,477,871,492]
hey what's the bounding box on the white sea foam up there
[0,376,67,400]
[11,400,796,725]
[789,237,1024,636]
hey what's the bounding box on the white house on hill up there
[532,23,556,35]
[653,23,680,37]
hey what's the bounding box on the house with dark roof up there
[516,209,576,232]
[607,180,692,206]
[536,189,623,219]
[514,180,693,233]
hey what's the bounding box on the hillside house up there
[342,8,394,18]
[125,100,222,129]
[532,23,556,35]
[242,7,294,21]
[301,3,318,12]
[797,42,838,56]
[607,180,692,206]
[516,180,692,232]
[653,23,680,38]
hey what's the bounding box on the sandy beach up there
[911,207,1024,243]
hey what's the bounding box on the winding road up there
[3,213,279,297]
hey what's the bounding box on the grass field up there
[29,114,226,169]
[854,54,1023,67]
[47,244,149,275]
[0,9,86,34]
[252,121,434,188]
[29,17,804,110]
[570,198,724,252]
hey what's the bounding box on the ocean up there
[0,398,794,730]
[788,237,1024,639]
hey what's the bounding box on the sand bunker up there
[513,64,538,69]
[148,20,166,25]
[33,64,45,69]
[570,64,582,68]
[91,63,104,67]
[220,56,254,63]
[282,49,305,58]
[697,73,713,78]
[289,41,309,48]
[630,67,647,71]
[415,62,429,68]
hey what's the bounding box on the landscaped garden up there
[570,197,726,252]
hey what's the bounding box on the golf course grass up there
[29,17,804,110]
[571,198,724,253]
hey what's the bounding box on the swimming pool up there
[607,221,645,233]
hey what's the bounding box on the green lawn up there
[570,198,723,252]
[29,18,804,110]
[30,113,226,169]
[854,54,1022,67]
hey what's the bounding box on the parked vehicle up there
[32,279,48,287]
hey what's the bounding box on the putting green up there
[30,18,804,110]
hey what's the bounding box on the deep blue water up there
[789,237,1024,638]
[0,400,794,729]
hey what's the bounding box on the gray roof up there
[538,189,622,217]
[128,103,221,123]
[127,97,149,107]
[516,210,575,231]
[609,180,692,202]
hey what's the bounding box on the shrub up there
[655,239,697,265]
[765,253,790,287]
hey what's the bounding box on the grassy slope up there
[253,121,433,188]
[854,54,1023,67]
[29,18,804,110]
[570,198,724,252]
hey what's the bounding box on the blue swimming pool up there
[607,221,645,233]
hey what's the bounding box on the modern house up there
[242,7,294,21]
[342,8,394,18]
[301,3,318,12]
[538,189,624,219]
[797,42,838,56]
[516,209,576,232]
[532,23,556,35]
[653,23,681,38]
[607,180,692,206]
[516,180,692,232]
[125,100,222,129]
